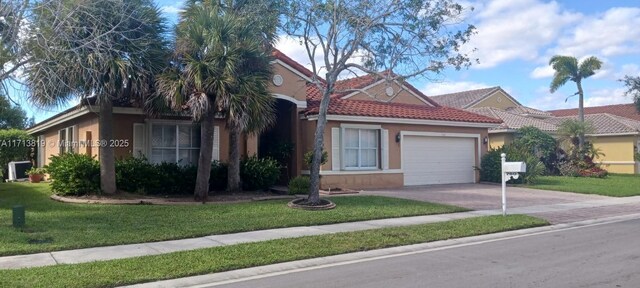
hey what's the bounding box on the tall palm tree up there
[155,0,275,200]
[26,0,168,194]
[549,55,602,149]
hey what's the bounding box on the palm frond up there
[578,56,603,79]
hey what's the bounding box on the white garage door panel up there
[403,136,476,185]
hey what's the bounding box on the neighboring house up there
[430,86,553,148]
[431,88,640,174]
[26,50,501,189]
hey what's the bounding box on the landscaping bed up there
[0,215,547,288]
[524,174,640,197]
[0,183,467,256]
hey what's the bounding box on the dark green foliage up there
[288,176,310,195]
[0,129,33,178]
[46,153,100,196]
[515,126,562,174]
[209,161,228,191]
[240,156,280,191]
[0,96,31,129]
[303,150,328,167]
[115,157,160,194]
[479,148,504,183]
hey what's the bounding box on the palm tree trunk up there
[577,80,585,151]
[308,84,333,204]
[99,100,117,194]
[194,111,214,202]
[227,123,241,193]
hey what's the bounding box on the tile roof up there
[549,103,640,122]
[468,107,558,132]
[546,113,640,135]
[429,86,500,108]
[304,98,502,124]
[504,106,553,118]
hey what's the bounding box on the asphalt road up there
[215,219,640,288]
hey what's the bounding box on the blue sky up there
[20,0,640,123]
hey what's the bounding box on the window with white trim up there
[343,128,378,169]
[58,126,75,154]
[150,124,200,165]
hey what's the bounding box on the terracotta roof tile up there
[304,98,502,124]
[549,103,640,122]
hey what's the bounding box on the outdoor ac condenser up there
[7,161,32,182]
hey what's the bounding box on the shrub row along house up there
[26,50,502,189]
[430,88,640,174]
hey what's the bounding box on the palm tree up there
[557,119,594,160]
[549,55,602,149]
[155,0,275,200]
[26,0,168,194]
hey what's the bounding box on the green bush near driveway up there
[0,182,467,256]
[0,215,547,288]
[46,153,100,195]
[240,156,280,191]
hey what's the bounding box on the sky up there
[20,0,640,123]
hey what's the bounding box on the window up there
[343,128,378,169]
[150,124,200,165]
[58,126,75,154]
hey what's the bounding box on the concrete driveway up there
[362,183,610,210]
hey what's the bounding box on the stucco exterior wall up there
[268,63,308,103]
[590,135,638,174]
[38,113,99,166]
[346,81,430,106]
[471,91,518,110]
[301,119,490,189]
[489,132,515,149]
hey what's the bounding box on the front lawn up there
[0,215,547,288]
[525,174,640,197]
[0,183,466,256]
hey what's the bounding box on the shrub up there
[558,161,580,177]
[209,161,228,191]
[154,162,197,195]
[0,129,34,178]
[578,167,608,178]
[288,176,310,195]
[303,150,328,167]
[240,156,280,191]
[46,153,100,196]
[115,157,159,194]
[479,148,504,183]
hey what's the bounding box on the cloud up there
[421,81,491,96]
[584,87,633,107]
[463,0,581,69]
[274,35,369,79]
[160,4,183,14]
[530,65,555,79]
[616,64,640,79]
[550,7,640,58]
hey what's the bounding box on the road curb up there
[123,213,640,288]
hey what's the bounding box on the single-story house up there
[430,88,640,174]
[26,50,501,189]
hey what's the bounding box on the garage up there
[402,134,477,185]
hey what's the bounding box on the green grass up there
[0,182,467,256]
[525,174,640,197]
[0,215,547,288]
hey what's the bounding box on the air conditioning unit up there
[8,161,32,182]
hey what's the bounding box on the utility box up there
[13,205,25,228]
[503,161,526,173]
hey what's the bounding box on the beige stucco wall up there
[268,63,308,103]
[345,80,429,106]
[590,135,638,174]
[471,91,518,110]
[489,132,515,149]
[300,119,490,189]
[38,113,100,166]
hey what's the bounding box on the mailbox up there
[503,161,526,173]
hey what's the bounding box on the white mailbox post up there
[501,153,526,216]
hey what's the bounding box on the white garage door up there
[402,135,476,185]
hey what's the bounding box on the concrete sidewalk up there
[2,195,640,270]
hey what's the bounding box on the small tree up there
[549,55,602,150]
[282,0,476,204]
[0,0,30,93]
[557,119,594,160]
[621,75,640,112]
